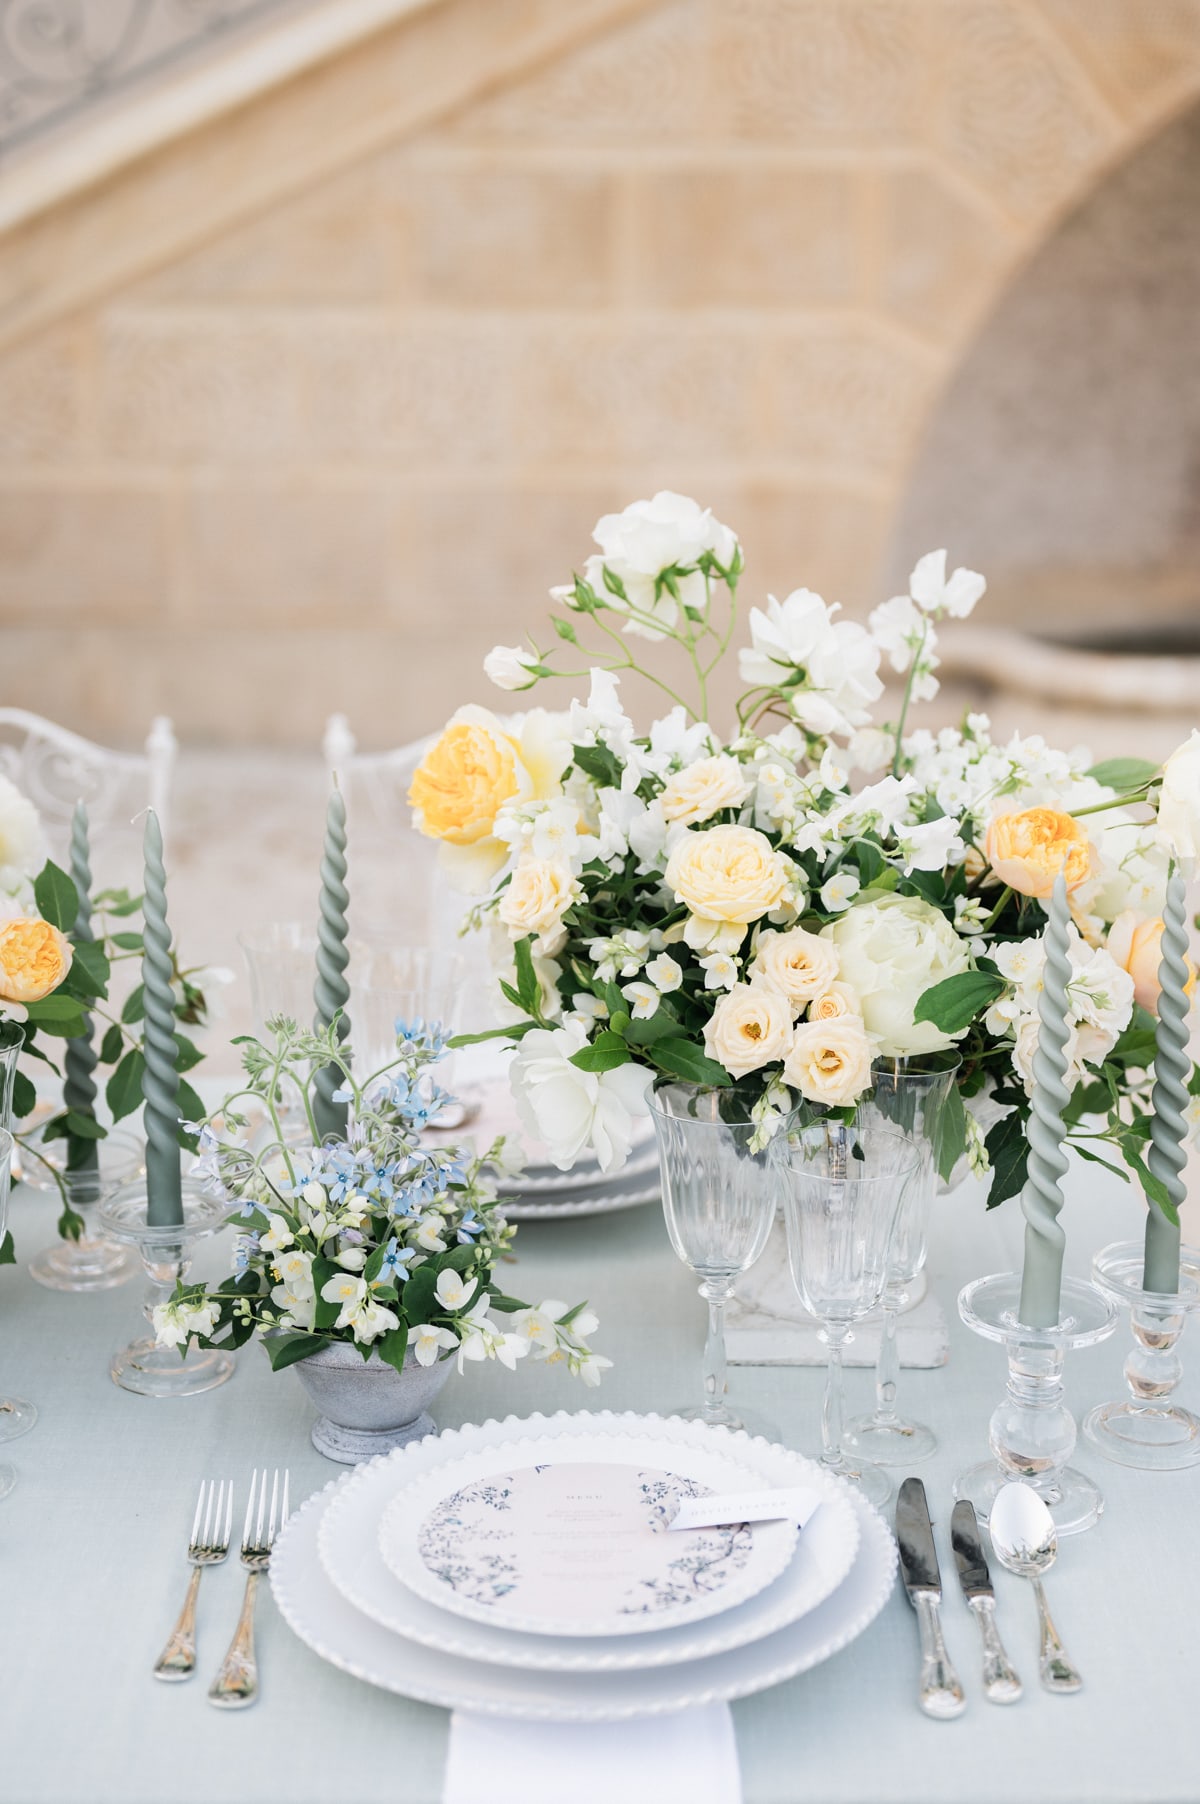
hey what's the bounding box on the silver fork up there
[208,1468,289,1709]
[154,1479,234,1681]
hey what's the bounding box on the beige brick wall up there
[1,0,1199,748]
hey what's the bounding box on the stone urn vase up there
[289,1341,456,1463]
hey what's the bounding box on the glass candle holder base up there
[1083,1241,1200,1471]
[0,1395,37,1443]
[99,1178,234,1400]
[955,1272,1116,1539]
[843,1413,936,1466]
[29,1236,138,1293]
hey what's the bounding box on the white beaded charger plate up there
[271,1412,896,1722]
[376,1428,799,1638]
[317,1414,860,1672]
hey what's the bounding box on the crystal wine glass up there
[771,1120,919,1508]
[649,1081,779,1432]
[0,1129,36,1498]
[843,1057,959,1465]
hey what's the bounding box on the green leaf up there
[914,970,1006,1035]
[33,860,78,933]
[265,1332,329,1372]
[106,1048,146,1122]
[98,1023,124,1065]
[1086,757,1160,794]
[984,1110,1029,1210]
[651,1039,731,1086]
[121,982,145,1026]
[0,1231,13,1266]
[66,938,110,998]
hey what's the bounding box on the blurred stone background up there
[2,0,1200,754]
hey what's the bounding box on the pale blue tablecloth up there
[1,1156,1196,1804]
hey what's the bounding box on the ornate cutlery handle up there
[914,1592,966,1718]
[208,1570,261,1709]
[1033,1577,1082,1693]
[968,1595,1022,1703]
[153,1566,202,1681]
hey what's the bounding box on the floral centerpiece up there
[0,774,213,1252]
[409,491,1200,1218]
[155,1015,606,1438]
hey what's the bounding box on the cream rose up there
[498,858,581,956]
[703,982,794,1079]
[750,926,839,1008]
[1158,731,1200,864]
[665,825,790,933]
[660,755,751,827]
[783,1016,875,1107]
[821,892,971,1057]
[1107,909,1197,1015]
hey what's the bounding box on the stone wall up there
[2,0,1200,747]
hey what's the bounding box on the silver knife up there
[895,1477,966,1719]
[951,1499,1022,1704]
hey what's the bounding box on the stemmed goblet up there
[0,1129,37,1497]
[771,1120,919,1508]
[649,1082,779,1432]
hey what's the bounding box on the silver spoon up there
[988,1482,1082,1694]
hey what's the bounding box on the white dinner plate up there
[271,1414,896,1721]
[376,1429,799,1638]
[316,1415,861,1672]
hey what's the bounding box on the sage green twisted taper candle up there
[1144,870,1190,1294]
[63,800,100,1203]
[312,784,350,1141]
[1018,875,1073,1330]
[142,809,183,1227]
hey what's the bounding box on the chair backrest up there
[0,710,177,857]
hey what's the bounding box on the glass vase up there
[26,1126,143,1292]
[955,1273,1116,1537]
[844,1057,960,1466]
[0,1129,36,1497]
[1083,1240,1200,1470]
[99,1178,235,1397]
[649,1082,779,1432]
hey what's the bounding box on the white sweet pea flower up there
[908,548,986,620]
[510,1018,651,1174]
[258,1214,294,1254]
[645,953,683,993]
[410,1323,459,1367]
[434,1268,478,1312]
[484,643,541,691]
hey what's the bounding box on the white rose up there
[821,892,971,1056]
[703,983,794,1079]
[0,775,43,882]
[511,1019,651,1173]
[783,1016,876,1107]
[750,926,839,1008]
[497,858,581,956]
[659,755,751,826]
[1157,731,1200,865]
[483,644,540,691]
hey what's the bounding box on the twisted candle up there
[1144,870,1190,1294]
[312,784,350,1141]
[141,809,183,1227]
[1018,875,1073,1330]
[63,801,100,1203]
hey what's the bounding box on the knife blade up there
[951,1499,1022,1704]
[895,1478,966,1720]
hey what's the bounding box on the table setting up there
[1,491,1200,1804]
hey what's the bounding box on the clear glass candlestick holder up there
[1083,1240,1200,1470]
[26,1126,143,1292]
[99,1179,235,1397]
[955,1272,1116,1537]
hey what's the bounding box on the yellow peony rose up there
[659,755,751,827]
[984,808,1093,897]
[666,824,790,937]
[750,926,839,1009]
[1107,909,1197,1015]
[783,1015,875,1107]
[497,858,581,956]
[0,915,72,1004]
[703,982,794,1078]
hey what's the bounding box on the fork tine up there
[242,1470,258,1551]
[189,1479,206,1549]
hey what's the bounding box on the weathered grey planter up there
[289,1340,455,1463]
